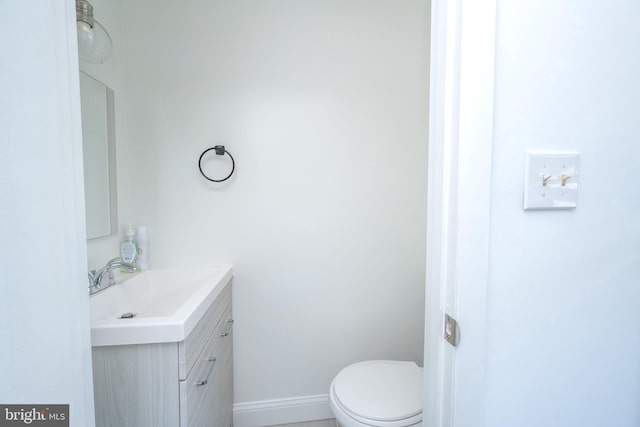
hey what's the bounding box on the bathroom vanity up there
[89,267,233,427]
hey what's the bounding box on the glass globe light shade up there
[77,18,112,64]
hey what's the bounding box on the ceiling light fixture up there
[76,0,113,64]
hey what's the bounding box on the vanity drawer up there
[179,304,233,427]
[178,280,232,379]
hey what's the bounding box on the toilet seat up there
[329,360,423,427]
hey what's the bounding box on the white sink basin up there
[89,266,233,347]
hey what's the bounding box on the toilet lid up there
[332,360,422,422]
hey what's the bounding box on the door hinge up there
[444,314,459,347]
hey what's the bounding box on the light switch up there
[523,152,579,210]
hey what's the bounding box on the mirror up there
[79,71,117,239]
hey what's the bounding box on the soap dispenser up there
[120,223,137,264]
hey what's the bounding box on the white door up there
[425,1,640,426]
[0,2,96,425]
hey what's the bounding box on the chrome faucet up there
[88,257,137,295]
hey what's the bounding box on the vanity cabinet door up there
[92,342,180,427]
[179,305,233,427]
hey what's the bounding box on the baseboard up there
[233,394,333,427]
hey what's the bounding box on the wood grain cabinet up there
[92,282,233,427]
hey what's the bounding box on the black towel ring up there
[198,145,235,182]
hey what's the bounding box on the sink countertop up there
[89,266,233,347]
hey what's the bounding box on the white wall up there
[89,0,430,408]
[0,1,95,425]
[483,1,640,425]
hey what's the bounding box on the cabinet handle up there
[220,318,234,337]
[195,357,217,386]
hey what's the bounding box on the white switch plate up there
[523,152,580,210]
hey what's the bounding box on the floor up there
[269,419,336,427]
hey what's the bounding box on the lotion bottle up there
[120,223,137,264]
[136,226,150,270]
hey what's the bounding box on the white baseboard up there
[233,394,333,427]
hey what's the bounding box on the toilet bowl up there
[329,360,423,427]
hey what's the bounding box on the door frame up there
[424,0,497,426]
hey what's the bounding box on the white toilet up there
[329,360,423,427]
